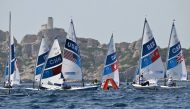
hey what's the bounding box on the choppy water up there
[0,82,190,109]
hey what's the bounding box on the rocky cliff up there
[0,28,190,82]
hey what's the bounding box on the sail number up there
[65,39,79,54]
[111,54,116,61]
[171,43,181,54]
[49,56,62,65]
[67,42,78,52]
[146,41,156,51]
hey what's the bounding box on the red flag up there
[150,49,160,62]
[111,61,118,72]
[176,53,183,64]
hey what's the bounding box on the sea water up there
[0,82,190,109]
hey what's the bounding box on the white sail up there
[34,37,49,83]
[12,60,20,85]
[166,23,187,80]
[139,19,165,82]
[101,34,119,90]
[40,38,63,89]
[62,20,82,81]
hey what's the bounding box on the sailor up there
[139,74,149,86]
[92,79,98,85]
[167,77,176,87]
[4,80,12,88]
[61,79,71,89]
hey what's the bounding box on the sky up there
[0,0,190,48]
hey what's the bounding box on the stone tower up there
[47,17,53,29]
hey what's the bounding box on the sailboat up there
[101,34,119,91]
[132,18,165,90]
[3,12,21,89]
[33,37,49,88]
[39,38,63,89]
[62,19,98,91]
[161,21,187,89]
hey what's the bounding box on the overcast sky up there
[0,0,190,48]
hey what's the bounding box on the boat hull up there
[40,85,98,91]
[132,84,159,90]
[160,85,185,89]
[66,85,98,91]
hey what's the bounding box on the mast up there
[164,20,175,86]
[8,11,11,94]
[138,18,147,84]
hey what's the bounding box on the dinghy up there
[62,19,98,91]
[132,84,158,90]
[33,37,49,88]
[160,85,185,89]
[3,12,21,89]
[39,38,63,90]
[101,34,119,91]
[132,18,165,90]
[160,21,187,89]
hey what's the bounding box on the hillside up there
[0,29,190,82]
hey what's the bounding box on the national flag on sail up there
[167,53,184,70]
[111,61,118,72]
[104,60,118,75]
[176,53,183,64]
[141,48,160,68]
[64,49,81,67]
[150,49,160,62]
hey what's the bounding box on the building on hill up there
[41,17,53,30]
